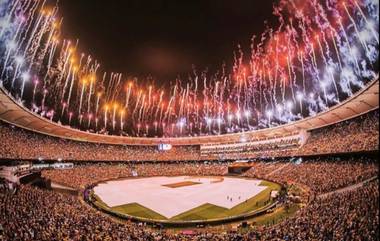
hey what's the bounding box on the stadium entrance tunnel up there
[84,175,292,228]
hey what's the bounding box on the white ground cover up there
[94,176,267,218]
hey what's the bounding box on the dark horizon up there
[58,0,277,82]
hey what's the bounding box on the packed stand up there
[297,110,379,155]
[1,169,378,240]
[0,110,378,162]
[0,122,200,161]
[42,162,229,189]
[42,157,378,197]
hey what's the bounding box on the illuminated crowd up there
[200,138,300,156]
[298,110,379,155]
[42,162,229,189]
[242,157,378,194]
[254,180,379,241]
[0,124,201,161]
[0,0,378,238]
[41,158,378,194]
[0,110,378,162]
[0,110,378,239]
[1,160,378,241]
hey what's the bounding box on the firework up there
[0,0,378,137]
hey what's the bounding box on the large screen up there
[158,143,172,151]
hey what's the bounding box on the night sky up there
[58,0,277,82]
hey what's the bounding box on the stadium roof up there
[0,78,378,146]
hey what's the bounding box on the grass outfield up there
[171,203,228,221]
[92,193,169,220]
[92,193,110,211]
[250,203,300,226]
[170,180,281,221]
[112,203,167,220]
[97,180,282,222]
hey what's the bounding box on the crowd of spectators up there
[42,158,378,196]
[205,110,379,159]
[253,180,379,240]
[200,138,300,155]
[201,110,379,159]
[0,123,200,161]
[241,157,378,194]
[42,162,229,189]
[1,166,378,240]
[1,110,378,162]
[297,110,379,155]
[0,110,378,239]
